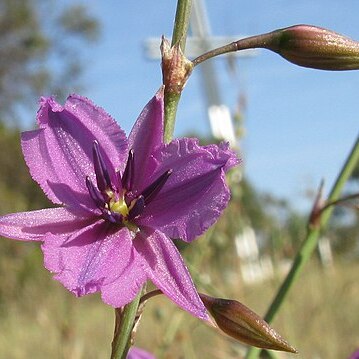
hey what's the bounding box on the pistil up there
[110,197,130,217]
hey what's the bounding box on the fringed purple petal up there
[101,251,147,307]
[134,228,209,321]
[0,207,94,241]
[64,95,128,172]
[21,95,128,207]
[42,222,143,299]
[136,138,239,242]
[128,87,164,193]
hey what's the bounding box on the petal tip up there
[156,85,165,100]
[37,96,63,126]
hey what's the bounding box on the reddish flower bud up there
[200,293,297,353]
[265,25,359,70]
[161,37,193,94]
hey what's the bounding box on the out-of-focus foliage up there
[0,0,100,315]
[0,123,49,213]
[0,0,99,124]
[350,160,359,181]
[328,155,359,256]
[0,0,100,215]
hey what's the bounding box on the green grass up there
[0,240,358,358]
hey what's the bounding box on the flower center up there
[86,141,172,228]
[109,196,129,217]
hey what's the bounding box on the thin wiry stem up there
[192,33,272,67]
[321,192,359,212]
[139,289,163,305]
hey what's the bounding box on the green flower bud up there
[265,25,359,70]
[200,293,297,353]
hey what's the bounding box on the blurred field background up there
[0,1,359,358]
[1,201,359,359]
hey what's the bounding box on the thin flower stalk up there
[320,192,359,212]
[111,292,142,359]
[163,0,192,143]
[114,1,193,356]
[192,25,359,71]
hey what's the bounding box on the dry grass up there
[0,241,358,359]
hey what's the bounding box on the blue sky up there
[60,1,359,211]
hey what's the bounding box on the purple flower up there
[0,88,238,320]
[127,347,155,359]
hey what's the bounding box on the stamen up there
[93,140,112,192]
[128,195,145,219]
[86,176,105,209]
[141,169,173,204]
[121,149,134,191]
[102,209,122,224]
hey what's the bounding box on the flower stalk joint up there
[161,36,193,94]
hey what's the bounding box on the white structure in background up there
[144,0,257,145]
[318,236,334,268]
[208,105,236,146]
[235,227,274,284]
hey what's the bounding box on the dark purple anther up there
[128,195,145,219]
[141,169,172,204]
[93,140,112,192]
[102,209,122,224]
[86,176,106,209]
[121,149,134,191]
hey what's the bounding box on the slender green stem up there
[110,291,142,359]
[192,33,272,67]
[321,191,359,211]
[164,92,181,143]
[245,134,359,359]
[110,2,192,357]
[163,0,192,143]
[139,289,162,305]
[171,0,192,50]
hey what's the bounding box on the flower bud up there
[265,25,359,70]
[200,293,297,353]
[161,37,193,94]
